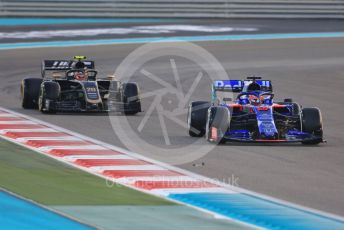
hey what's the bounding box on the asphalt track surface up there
[1,20,344,217]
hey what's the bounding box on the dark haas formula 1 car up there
[21,56,141,114]
[187,77,323,145]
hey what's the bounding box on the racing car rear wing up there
[213,79,273,92]
[41,60,95,78]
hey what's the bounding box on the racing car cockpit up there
[234,77,274,106]
[237,92,274,106]
[66,69,97,81]
[65,59,98,81]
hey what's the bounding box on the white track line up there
[0,128,60,133]
[152,188,236,196]
[89,165,164,172]
[0,114,19,117]
[63,155,134,161]
[39,145,108,151]
[0,121,38,124]
[16,137,81,142]
[116,176,199,183]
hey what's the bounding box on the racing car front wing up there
[223,130,323,143]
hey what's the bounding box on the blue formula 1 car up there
[187,77,323,145]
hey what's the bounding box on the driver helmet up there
[246,82,261,92]
[74,71,88,81]
[72,61,85,70]
[248,95,260,105]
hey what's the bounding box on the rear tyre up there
[206,106,230,144]
[21,78,42,109]
[187,101,211,137]
[38,81,60,114]
[301,108,323,145]
[123,83,141,115]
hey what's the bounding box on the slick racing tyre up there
[301,107,323,145]
[206,106,230,144]
[123,82,141,115]
[21,78,42,109]
[187,101,211,137]
[38,81,60,114]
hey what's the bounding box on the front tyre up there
[205,106,230,144]
[21,78,42,109]
[38,81,60,114]
[301,107,323,145]
[123,82,141,115]
[187,101,211,137]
